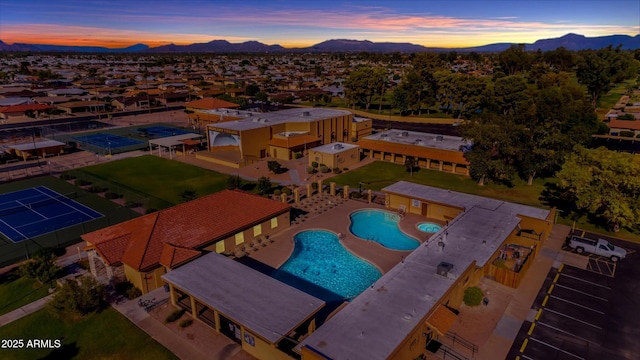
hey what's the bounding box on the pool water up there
[417,222,443,233]
[276,230,381,299]
[349,209,420,250]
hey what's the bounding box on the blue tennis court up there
[0,186,103,243]
[73,133,144,149]
[144,126,193,138]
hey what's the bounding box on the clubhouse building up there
[82,190,290,294]
[197,108,370,167]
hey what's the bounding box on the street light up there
[107,141,112,156]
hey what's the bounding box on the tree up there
[576,46,637,106]
[392,87,409,115]
[492,75,528,115]
[49,276,106,315]
[405,156,417,176]
[245,84,260,96]
[344,66,387,110]
[556,146,640,231]
[19,248,60,285]
[267,160,282,174]
[227,175,242,190]
[498,44,532,76]
[257,176,272,195]
[254,91,268,103]
[178,188,197,202]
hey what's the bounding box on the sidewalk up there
[0,294,54,327]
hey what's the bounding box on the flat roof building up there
[359,129,471,176]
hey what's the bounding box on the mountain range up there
[1,33,639,53]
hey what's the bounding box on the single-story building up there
[608,118,640,137]
[308,142,360,169]
[358,129,471,176]
[0,103,56,121]
[162,252,325,359]
[82,190,291,294]
[7,140,65,160]
[57,100,108,114]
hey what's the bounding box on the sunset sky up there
[1,0,638,48]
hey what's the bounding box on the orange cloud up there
[0,24,251,48]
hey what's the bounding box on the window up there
[215,241,225,253]
[253,224,262,237]
[235,232,245,245]
[271,217,278,229]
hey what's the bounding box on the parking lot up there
[508,233,640,360]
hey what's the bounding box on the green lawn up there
[0,271,50,316]
[332,161,548,207]
[74,155,232,207]
[596,78,637,117]
[0,307,177,360]
[331,161,640,242]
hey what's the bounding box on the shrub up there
[311,161,318,168]
[87,185,107,193]
[267,160,282,174]
[351,192,362,199]
[311,182,318,189]
[227,175,242,190]
[124,200,142,208]
[257,176,272,195]
[332,167,342,174]
[49,276,106,315]
[165,308,185,323]
[319,165,330,173]
[282,187,292,195]
[76,179,92,186]
[620,130,635,137]
[351,137,358,142]
[179,319,193,328]
[294,152,303,159]
[60,174,76,180]
[306,166,316,174]
[618,113,635,120]
[273,189,282,196]
[343,168,349,171]
[463,286,484,307]
[115,281,142,300]
[104,192,123,199]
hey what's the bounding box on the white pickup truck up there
[568,235,627,262]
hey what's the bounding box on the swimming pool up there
[349,209,420,250]
[417,222,443,233]
[276,230,381,299]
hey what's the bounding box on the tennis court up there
[0,186,103,243]
[73,133,144,150]
[142,126,193,138]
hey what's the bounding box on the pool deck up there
[249,194,443,274]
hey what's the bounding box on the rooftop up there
[9,140,65,151]
[364,129,470,152]
[207,108,352,132]
[162,252,325,344]
[310,142,359,154]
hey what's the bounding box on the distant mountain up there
[526,33,640,51]
[1,33,639,53]
[148,40,286,53]
[303,39,431,53]
[0,41,149,53]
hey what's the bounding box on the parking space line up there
[558,264,564,272]
[548,284,555,294]
[535,309,542,321]
[549,295,605,314]
[553,273,560,283]
[528,323,536,335]
[537,321,598,345]
[560,273,611,289]
[520,338,529,352]
[529,337,586,359]
[542,295,549,307]
[554,284,608,301]
[544,308,602,329]
[520,355,534,360]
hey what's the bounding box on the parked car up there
[568,235,627,262]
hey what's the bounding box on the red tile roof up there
[159,244,201,268]
[0,104,55,113]
[609,119,640,131]
[358,138,469,165]
[185,97,239,110]
[82,190,290,272]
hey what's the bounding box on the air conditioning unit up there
[437,262,453,277]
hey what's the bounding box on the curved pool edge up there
[348,208,422,251]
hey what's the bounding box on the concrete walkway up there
[111,288,218,360]
[0,294,54,327]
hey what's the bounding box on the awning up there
[425,304,458,336]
